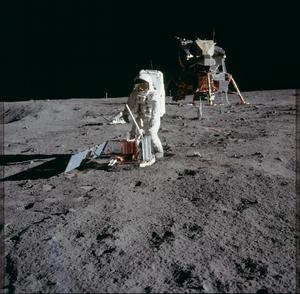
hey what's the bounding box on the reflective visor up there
[134,82,149,92]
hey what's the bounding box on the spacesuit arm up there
[149,99,161,129]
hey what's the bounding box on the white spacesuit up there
[123,70,166,158]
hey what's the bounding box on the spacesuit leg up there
[145,119,164,158]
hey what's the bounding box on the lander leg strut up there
[230,77,247,104]
[207,73,213,106]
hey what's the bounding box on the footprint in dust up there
[96,232,113,241]
[150,230,175,249]
[173,268,192,286]
[177,169,198,179]
[215,279,229,293]
[172,265,204,290]
[76,232,84,238]
[183,223,203,240]
[184,169,198,176]
[92,226,118,259]
[24,202,35,210]
[96,226,117,241]
[235,258,268,280]
[135,181,143,187]
[236,198,258,212]
[102,247,116,254]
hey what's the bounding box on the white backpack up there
[138,69,166,117]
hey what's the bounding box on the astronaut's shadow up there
[0,154,71,181]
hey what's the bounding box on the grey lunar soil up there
[2,89,296,293]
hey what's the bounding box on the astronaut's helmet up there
[134,78,149,93]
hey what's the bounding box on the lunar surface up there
[2,89,296,293]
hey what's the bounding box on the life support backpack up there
[138,69,166,117]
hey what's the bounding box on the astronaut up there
[122,70,166,159]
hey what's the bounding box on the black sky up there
[1,0,298,100]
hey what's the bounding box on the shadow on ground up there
[0,154,71,181]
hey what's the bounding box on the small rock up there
[202,280,214,293]
[230,154,243,158]
[76,232,84,238]
[187,152,202,158]
[241,197,258,205]
[184,169,197,176]
[80,185,95,192]
[21,147,34,153]
[43,184,55,192]
[26,180,33,188]
[280,181,288,186]
[24,202,35,210]
[135,181,142,187]
[252,152,264,158]
[17,181,28,187]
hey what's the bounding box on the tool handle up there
[125,104,143,137]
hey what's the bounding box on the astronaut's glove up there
[122,113,130,123]
[136,129,145,140]
[138,128,145,137]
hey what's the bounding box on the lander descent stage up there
[170,36,248,108]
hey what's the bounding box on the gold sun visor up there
[134,79,150,92]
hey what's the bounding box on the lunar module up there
[170,36,247,107]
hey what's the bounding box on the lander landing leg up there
[230,77,248,105]
[207,73,214,106]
